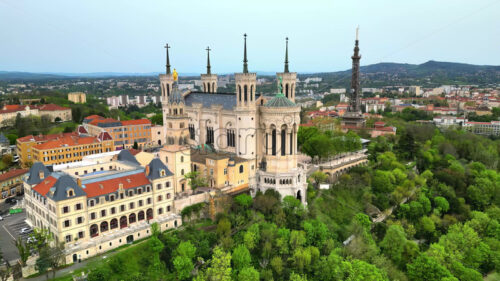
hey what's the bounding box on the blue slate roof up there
[47,175,86,202]
[146,158,173,180]
[26,162,52,185]
[0,133,9,145]
[117,150,140,166]
[169,82,184,104]
[184,92,237,110]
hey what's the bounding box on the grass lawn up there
[47,122,77,135]
[484,272,499,281]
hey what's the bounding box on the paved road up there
[0,211,30,263]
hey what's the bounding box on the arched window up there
[180,156,184,162]
[146,208,153,220]
[238,85,242,102]
[129,213,136,224]
[207,83,211,93]
[110,218,118,229]
[272,128,277,156]
[212,82,215,92]
[281,128,286,156]
[250,85,254,101]
[138,211,145,221]
[239,165,244,173]
[285,84,289,98]
[244,85,248,102]
[90,224,99,237]
[100,221,108,232]
[120,216,127,229]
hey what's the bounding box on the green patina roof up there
[264,76,296,108]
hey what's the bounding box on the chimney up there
[145,165,150,176]
[77,178,82,187]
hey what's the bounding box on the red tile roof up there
[121,119,151,126]
[33,104,70,111]
[33,136,103,150]
[17,132,79,143]
[83,172,150,198]
[32,176,58,197]
[128,148,141,156]
[0,169,29,182]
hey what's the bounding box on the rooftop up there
[0,168,29,182]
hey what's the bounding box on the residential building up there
[17,132,79,167]
[68,92,87,104]
[190,147,252,193]
[82,116,152,149]
[31,133,114,165]
[23,150,180,264]
[463,121,500,136]
[0,168,28,200]
[0,104,72,126]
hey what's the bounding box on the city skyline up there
[1,0,499,74]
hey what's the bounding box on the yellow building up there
[17,132,79,167]
[190,147,251,193]
[68,92,87,104]
[0,168,28,200]
[23,150,180,264]
[31,133,114,165]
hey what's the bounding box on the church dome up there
[264,76,296,108]
[265,93,296,107]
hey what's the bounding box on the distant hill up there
[1,61,498,86]
[303,61,500,87]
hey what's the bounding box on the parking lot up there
[0,211,30,263]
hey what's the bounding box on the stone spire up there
[206,46,211,75]
[284,37,289,73]
[243,33,248,73]
[349,27,361,112]
[164,43,171,74]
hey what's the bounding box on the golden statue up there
[173,68,178,81]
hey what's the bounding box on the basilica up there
[159,35,307,204]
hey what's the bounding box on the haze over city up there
[1,0,499,74]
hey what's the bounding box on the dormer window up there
[160,169,165,177]
[67,189,74,197]
[39,170,45,180]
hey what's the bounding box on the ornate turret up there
[243,33,248,73]
[276,37,297,102]
[235,33,256,108]
[165,68,189,146]
[160,43,174,102]
[201,46,217,93]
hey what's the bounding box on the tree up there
[184,171,208,190]
[348,259,388,281]
[133,141,138,149]
[270,256,284,277]
[15,238,31,266]
[310,171,328,187]
[35,247,51,280]
[150,113,163,125]
[148,223,165,280]
[234,194,252,209]
[47,242,65,280]
[407,254,454,281]
[205,247,231,281]
[237,267,259,281]
[302,219,329,248]
[434,196,450,214]
[174,256,194,280]
[380,225,407,266]
[28,228,53,253]
[232,244,251,271]
[1,154,13,166]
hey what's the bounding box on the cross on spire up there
[243,33,248,73]
[206,46,211,75]
[284,37,289,73]
[164,43,171,74]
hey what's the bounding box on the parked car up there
[19,227,32,234]
[0,216,3,221]
[5,197,17,205]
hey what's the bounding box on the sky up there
[0,0,499,74]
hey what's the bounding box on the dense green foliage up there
[298,126,362,161]
[68,120,500,280]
